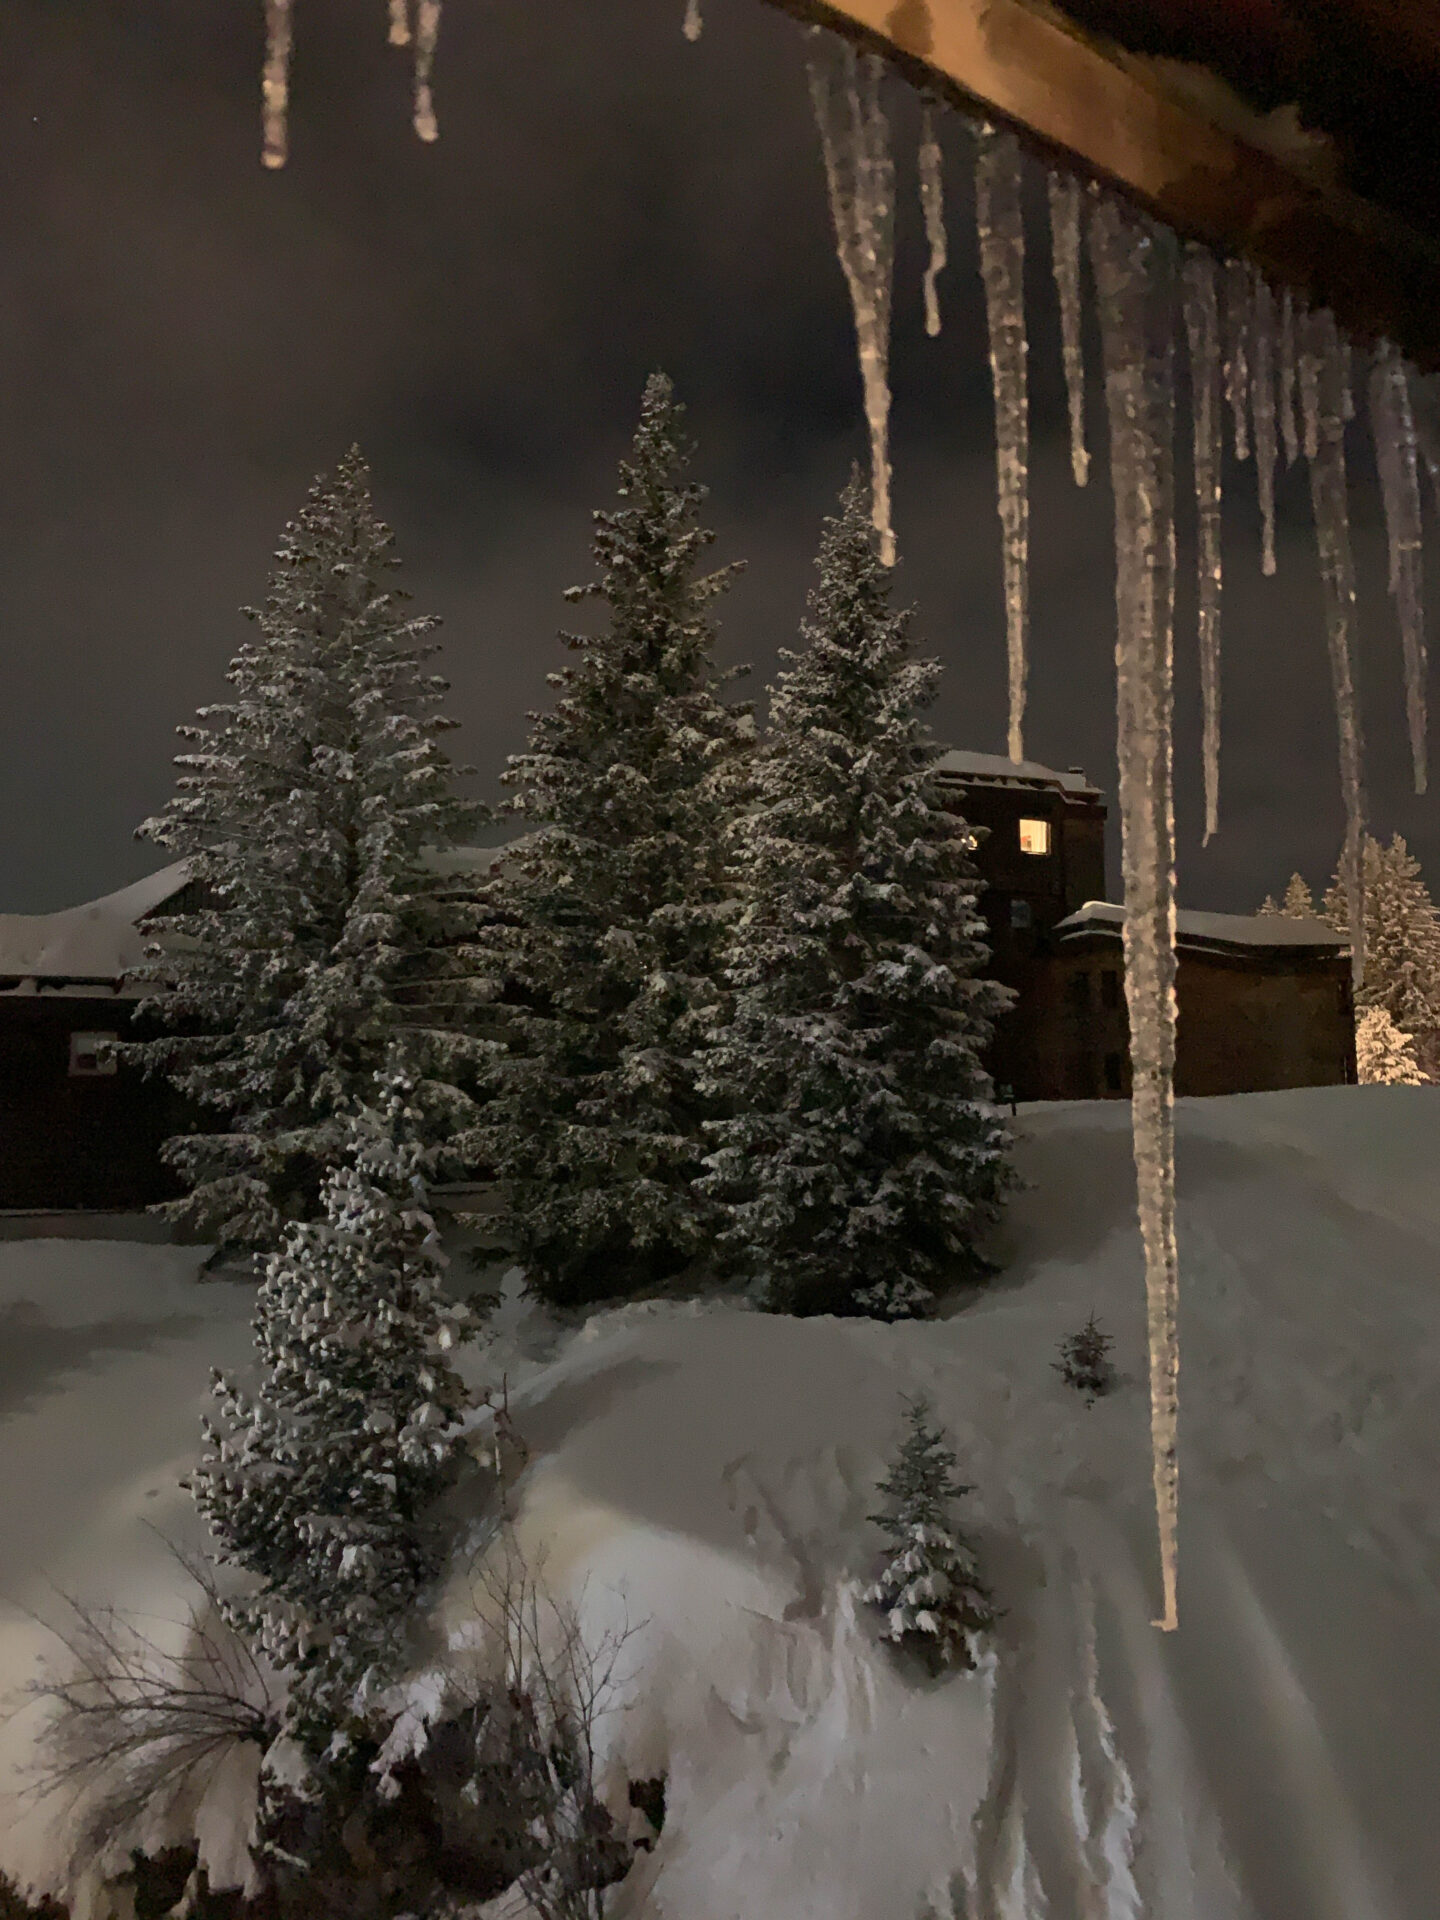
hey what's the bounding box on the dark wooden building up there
[933,751,1108,1101]
[935,751,1356,1102]
[0,864,198,1212]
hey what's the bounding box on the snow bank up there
[3,1087,1440,1916]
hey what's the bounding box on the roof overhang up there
[766,0,1440,371]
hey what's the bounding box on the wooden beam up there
[767,0,1440,371]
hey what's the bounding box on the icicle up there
[1250,271,1279,577]
[1278,288,1300,468]
[388,0,411,47]
[261,0,294,170]
[1369,343,1427,793]
[1047,171,1090,487]
[1411,369,1440,521]
[918,108,947,338]
[683,0,703,40]
[1223,258,1251,461]
[975,127,1031,761]
[1340,337,1355,422]
[1300,307,1367,992]
[1298,304,1320,462]
[1090,193,1181,1635]
[807,34,897,566]
[413,0,441,143]
[1182,247,1224,842]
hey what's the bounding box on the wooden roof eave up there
[765,0,1440,372]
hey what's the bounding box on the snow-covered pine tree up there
[1257,873,1316,917]
[864,1393,996,1674]
[1355,1005,1425,1085]
[122,448,491,1259]
[186,1062,478,1758]
[1053,1311,1118,1403]
[1323,832,1440,1076]
[697,472,1013,1320]
[463,374,753,1307]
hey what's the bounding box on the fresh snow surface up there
[3,1088,1440,1917]
[1060,900,1347,951]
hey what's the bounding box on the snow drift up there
[2,1086,1439,1918]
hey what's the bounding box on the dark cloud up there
[0,0,1433,915]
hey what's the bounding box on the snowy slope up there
[3,1087,1440,1918]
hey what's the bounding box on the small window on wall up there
[1067,971,1091,1009]
[1101,969,1122,1010]
[1009,897,1034,930]
[69,1032,118,1077]
[1104,1051,1125,1094]
[1018,817,1051,856]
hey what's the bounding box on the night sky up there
[3,0,1435,916]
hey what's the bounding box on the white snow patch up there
[2,1089,1440,1915]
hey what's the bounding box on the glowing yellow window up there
[1018,817,1051,856]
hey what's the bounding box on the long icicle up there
[1300,307,1367,994]
[1251,271,1279,577]
[918,107,947,337]
[1412,370,1440,523]
[388,0,411,46]
[807,34,897,565]
[1091,193,1181,1635]
[413,0,441,143]
[683,0,703,41]
[1048,171,1090,486]
[1182,247,1224,842]
[1278,287,1300,468]
[261,0,294,170]
[975,127,1031,761]
[1369,342,1428,793]
[1224,258,1251,461]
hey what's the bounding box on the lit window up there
[1018,817,1051,856]
[69,1031,118,1077]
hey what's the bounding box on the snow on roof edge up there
[934,750,1101,796]
[1057,900,1349,951]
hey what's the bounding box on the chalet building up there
[0,864,198,1213]
[934,751,1356,1102]
[1,782,1357,1213]
[0,847,514,1215]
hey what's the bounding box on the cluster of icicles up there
[797,28,1440,1633]
[261,0,442,168]
[249,3,1435,1636]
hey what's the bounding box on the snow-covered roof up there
[0,843,528,987]
[933,750,1101,797]
[1057,900,1348,952]
[0,862,193,985]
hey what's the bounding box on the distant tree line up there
[1260,838,1440,1084]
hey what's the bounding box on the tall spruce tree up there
[697,474,1013,1320]
[466,374,752,1306]
[1257,873,1317,917]
[124,449,489,1257]
[187,1064,477,1756]
[1323,832,1440,1075]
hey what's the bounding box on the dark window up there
[1010,897,1034,930]
[1067,971,1091,1009]
[1103,1051,1124,1093]
[69,1031,119,1077]
[1101,969,1122,1010]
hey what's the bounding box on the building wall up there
[934,773,1108,1100]
[1039,936,1356,1100]
[0,997,192,1210]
